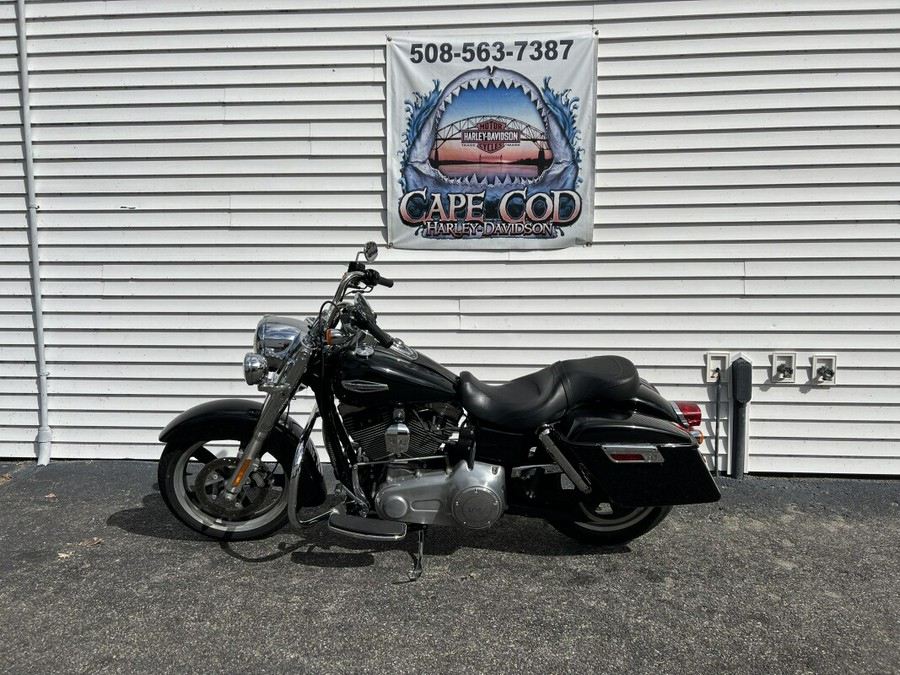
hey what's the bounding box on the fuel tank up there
[333,343,459,406]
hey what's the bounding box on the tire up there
[548,502,672,546]
[157,425,294,541]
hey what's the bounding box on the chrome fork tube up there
[222,344,314,501]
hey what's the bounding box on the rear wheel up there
[548,502,672,546]
[158,427,292,540]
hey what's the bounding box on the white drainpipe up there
[16,0,51,465]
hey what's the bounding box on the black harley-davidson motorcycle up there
[158,242,719,578]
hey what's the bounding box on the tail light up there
[675,401,702,427]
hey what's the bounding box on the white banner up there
[386,33,597,250]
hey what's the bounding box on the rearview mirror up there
[363,241,378,262]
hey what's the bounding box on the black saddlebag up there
[557,409,721,507]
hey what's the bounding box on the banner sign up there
[387,33,597,249]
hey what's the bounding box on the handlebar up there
[346,262,395,289]
[329,261,395,346]
[367,321,394,348]
[365,269,394,288]
[353,312,393,347]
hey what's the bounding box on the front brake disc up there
[194,458,267,519]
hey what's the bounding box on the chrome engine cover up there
[374,460,506,529]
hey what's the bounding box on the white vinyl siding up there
[1,0,898,474]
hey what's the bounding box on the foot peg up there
[328,513,407,541]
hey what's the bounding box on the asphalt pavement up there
[0,460,898,674]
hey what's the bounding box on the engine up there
[338,402,461,461]
[374,460,506,530]
[338,402,504,529]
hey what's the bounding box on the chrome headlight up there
[243,352,269,385]
[253,315,309,370]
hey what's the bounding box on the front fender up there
[159,399,272,443]
[159,398,326,508]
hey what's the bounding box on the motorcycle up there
[158,242,720,579]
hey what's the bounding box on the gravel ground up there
[0,460,898,674]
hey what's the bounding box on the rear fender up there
[159,399,326,508]
[621,379,680,422]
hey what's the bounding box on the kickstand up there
[407,526,426,582]
[392,526,427,584]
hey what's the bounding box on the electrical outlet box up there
[811,354,837,386]
[771,352,797,384]
[705,352,730,383]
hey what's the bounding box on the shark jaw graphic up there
[400,66,581,227]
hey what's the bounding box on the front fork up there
[221,344,314,502]
[220,274,359,501]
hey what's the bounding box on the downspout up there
[15,0,51,465]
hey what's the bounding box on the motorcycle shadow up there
[107,491,632,568]
[106,490,212,542]
[279,515,632,571]
[217,522,630,572]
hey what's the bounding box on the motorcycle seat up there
[458,355,640,431]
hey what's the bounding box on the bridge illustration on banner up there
[430,115,552,171]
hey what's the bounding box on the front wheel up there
[547,502,672,546]
[158,427,293,540]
